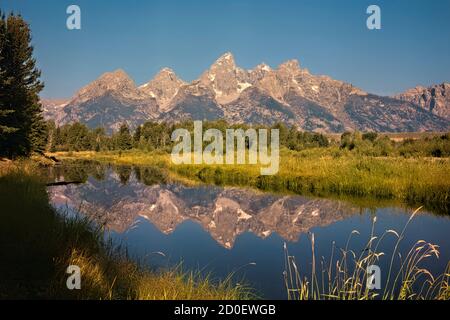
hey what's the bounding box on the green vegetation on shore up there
[47,119,450,158]
[52,146,450,215]
[0,161,251,299]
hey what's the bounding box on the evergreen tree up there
[116,123,132,150]
[0,12,19,148]
[0,12,45,157]
[272,122,289,146]
[29,112,48,154]
[45,120,56,152]
[66,122,92,151]
[92,127,106,151]
[52,126,62,151]
[133,125,142,148]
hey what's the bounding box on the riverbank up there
[0,160,251,299]
[50,148,450,215]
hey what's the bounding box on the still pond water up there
[47,163,450,299]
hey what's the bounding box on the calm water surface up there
[47,163,450,299]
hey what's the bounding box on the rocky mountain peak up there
[278,59,301,73]
[103,69,133,84]
[248,60,302,102]
[199,52,248,104]
[70,69,141,105]
[139,67,186,111]
[251,63,273,79]
[394,82,450,120]
[96,69,135,89]
[205,52,238,77]
[110,68,130,78]
[155,67,177,79]
[214,52,236,66]
[255,63,272,72]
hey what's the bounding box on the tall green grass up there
[0,161,251,300]
[283,208,450,300]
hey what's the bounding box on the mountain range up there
[42,52,450,133]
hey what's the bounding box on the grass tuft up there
[283,208,450,300]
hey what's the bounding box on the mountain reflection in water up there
[47,164,359,249]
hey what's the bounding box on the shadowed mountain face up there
[42,53,450,133]
[60,92,158,133]
[344,94,450,132]
[45,70,159,133]
[48,166,358,249]
[394,83,450,121]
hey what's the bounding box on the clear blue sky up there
[2,0,450,98]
